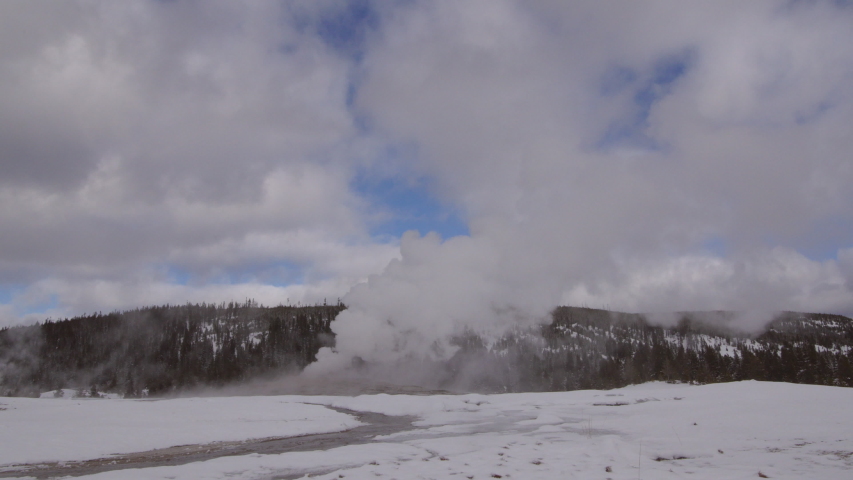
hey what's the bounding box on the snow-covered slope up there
[4,307,851,396]
[1,381,851,479]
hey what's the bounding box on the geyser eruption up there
[308,1,853,386]
[306,230,564,383]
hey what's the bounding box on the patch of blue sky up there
[598,122,660,152]
[755,214,852,262]
[292,0,380,62]
[0,285,64,321]
[371,203,470,241]
[800,247,846,262]
[792,215,853,262]
[246,260,308,287]
[288,1,380,133]
[18,294,60,318]
[166,265,192,286]
[0,285,21,304]
[794,100,833,125]
[597,50,693,151]
[352,169,469,241]
[347,78,375,135]
[781,243,845,263]
[167,261,307,288]
[701,235,729,257]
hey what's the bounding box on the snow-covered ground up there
[0,395,360,467]
[1,381,852,479]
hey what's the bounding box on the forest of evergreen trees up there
[1,303,851,396]
[445,307,853,392]
[0,300,343,397]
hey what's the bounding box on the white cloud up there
[565,248,852,315]
[2,273,373,328]
[310,0,853,370]
[1,0,852,371]
[0,1,393,326]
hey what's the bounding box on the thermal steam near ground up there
[2,381,852,479]
[3,303,851,398]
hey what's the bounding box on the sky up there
[1,1,852,363]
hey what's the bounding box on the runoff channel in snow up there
[1,381,852,479]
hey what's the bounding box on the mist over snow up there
[3,382,853,479]
[1,1,853,375]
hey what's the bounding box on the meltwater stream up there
[0,406,418,480]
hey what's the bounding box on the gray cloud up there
[0,1,395,324]
[309,0,853,372]
[1,0,851,380]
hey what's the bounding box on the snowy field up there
[1,381,852,479]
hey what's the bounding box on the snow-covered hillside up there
[1,381,851,479]
[4,306,851,396]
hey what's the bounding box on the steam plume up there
[308,1,853,377]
